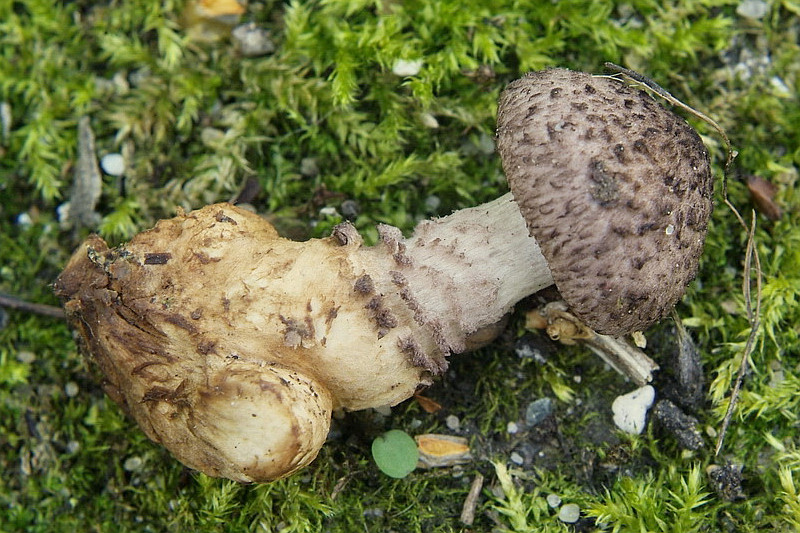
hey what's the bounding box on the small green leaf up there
[371,429,419,479]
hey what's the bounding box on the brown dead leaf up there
[747,175,782,221]
[413,394,442,414]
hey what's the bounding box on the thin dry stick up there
[714,212,762,455]
[603,62,763,455]
[0,293,65,319]
[460,472,485,526]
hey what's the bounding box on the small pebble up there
[65,382,80,398]
[652,399,704,450]
[612,385,655,434]
[506,421,519,434]
[16,212,33,228]
[707,464,745,501]
[123,456,143,472]
[66,440,81,454]
[736,0,769,19]
[340,199,360,220]
[318,206,338,218]
[0,101,11,141]
[363,508,384,519]
[232,22,275,57]
[16,350,36,364]
[445,414,460,431]
[424,195,441,213]
[392,59,423,77]
[525,397,553,427]
[546,494,562,508]
[509,452,524,465]
[300,157,319,177]
[100,153,126,176]
[558,503,581,523]
[420,112,439,129]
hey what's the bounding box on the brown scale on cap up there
[497,68,713,335]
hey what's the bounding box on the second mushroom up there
[55,68,713,483]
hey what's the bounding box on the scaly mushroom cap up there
[497,68,713,335]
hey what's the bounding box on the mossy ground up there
[2,0,800,531]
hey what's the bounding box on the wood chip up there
[460,473,484,526]
[68,116,102,228]
[415,434,471,468]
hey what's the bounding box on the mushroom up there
[54,68,713,482]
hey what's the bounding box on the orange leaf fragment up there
[414,394,442,414]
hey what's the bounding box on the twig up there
[0,293,65,319]
[460,472,484,526]
[715,211,762,456]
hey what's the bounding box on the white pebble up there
[392,58,423,77]
[506,421,519,434]
[509,452,524,465]
[65,382,80,398]
[445,414,460,431]
[546,494,562,508]
[16,212,32,228]
[558,503,581,523]
[100,153,126,176]
[420,112,439,129]
[232,22,275,57]
[318,206,338,218]
[16,350,36,364]
[736,0,768,19]
[123,456,143,472]
[612,385,655,434]
[1,101,11,141]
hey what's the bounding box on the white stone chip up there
[445,414,461,431]
[392,59,423,77]
[546,493,562,508]
[736,0,768,19]
[558,503,581,523]
[100,153,126,176]
[612,385,655,434]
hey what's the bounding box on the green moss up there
[3,0,800,531]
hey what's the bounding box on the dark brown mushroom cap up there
[496,68,713,335]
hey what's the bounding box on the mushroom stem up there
[359,192,554,356]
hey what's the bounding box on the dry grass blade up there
[714,210,762,456]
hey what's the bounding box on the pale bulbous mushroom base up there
[55,199,549,482]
